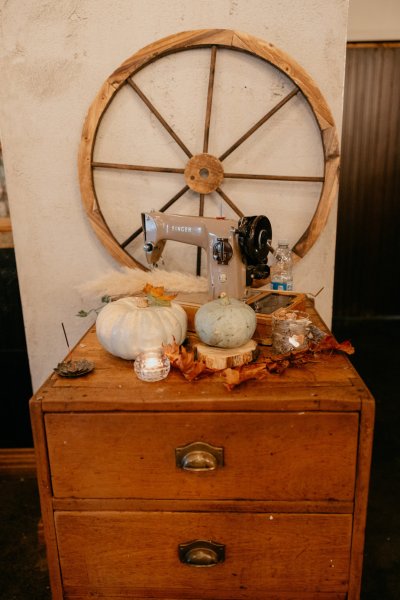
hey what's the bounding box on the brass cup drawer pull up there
[178,540,225,567]
[175,441,224,471]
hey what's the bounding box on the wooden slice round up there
[195,339,258,370]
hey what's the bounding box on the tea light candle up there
[134,349,170,382]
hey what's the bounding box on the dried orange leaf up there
[222,368,241,389]
[313,335,355,355]
[223,363,267,390]
[142,283,177,305]
[163,340,181,361]
[177,349,209,381]
[164,343,212,381]
[264,357,290,374]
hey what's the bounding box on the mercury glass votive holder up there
[271,309,311,355]
[134,349,170,382]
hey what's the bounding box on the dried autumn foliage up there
[263,356,290,374]
[163,341,213,382]
[310,335,355,355]
[222,363,268,391]
[163,340,181,363]
[266,335,354,370]
[163,334,355,390]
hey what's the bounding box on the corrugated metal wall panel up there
[333,45,400,318]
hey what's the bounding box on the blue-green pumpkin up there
[195,293,257,348]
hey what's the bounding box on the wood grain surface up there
[30,298,374,600]
[55,511,352,598]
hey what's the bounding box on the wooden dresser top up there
[32,300,372,413]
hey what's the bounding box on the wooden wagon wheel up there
[78,29,339,274]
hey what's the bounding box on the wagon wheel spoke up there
[216,187,244,218]
[195,47,218,276]
[223,172,324,183]
[195,193,206,275]
[92,161,185,175]
[218,88,299,162]
[199,193,205,218]
[127,79,193,159]
[121,227,144,249]
[203,46,217,153]
[121,184,189,248]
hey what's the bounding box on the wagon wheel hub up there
[184,153,224,194]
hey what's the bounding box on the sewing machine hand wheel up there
[237,215,272,264]
[79,29,339,275]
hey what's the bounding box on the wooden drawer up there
[55,510,351,599]
[46,411,358,501]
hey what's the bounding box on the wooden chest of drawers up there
[30,303,374,599]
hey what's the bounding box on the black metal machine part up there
[237,215,273,285]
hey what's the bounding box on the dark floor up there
[332,317,400,600]
[0,318,399,599]
[0,475,51,600]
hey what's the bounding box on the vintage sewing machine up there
[141,210,273,300]
[142,210,307,344]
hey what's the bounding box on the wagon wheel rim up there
[78,29,340,273]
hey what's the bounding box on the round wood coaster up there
[195,339,258,370]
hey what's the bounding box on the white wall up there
[348,0,400,41]
[0,0,349,391]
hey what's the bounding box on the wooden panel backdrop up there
[333,43,400,318]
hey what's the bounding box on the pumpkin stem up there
[218,292,230,305]
[142,283,177,307]
[136,297,150,308]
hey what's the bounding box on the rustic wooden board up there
[34,300,370,413]
[64,595,346,600]
[51,331,359,389]
[45,411,358,501]
[52,497,353,514]
[55,511,352,597]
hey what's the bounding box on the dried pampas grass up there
[77,266,207,301]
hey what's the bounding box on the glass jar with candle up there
[134,349,170,382]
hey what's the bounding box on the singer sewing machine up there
[141,211,273,300]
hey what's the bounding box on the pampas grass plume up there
[77,266,207,302]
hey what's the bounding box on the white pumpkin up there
[96,296,187,359]
[195,293,257,348]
